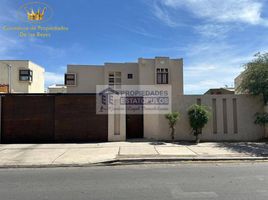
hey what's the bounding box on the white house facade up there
[0,60,45,93]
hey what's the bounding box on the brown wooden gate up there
[1,95,54,143]
[1,94,108,143]
[54,95,108,142]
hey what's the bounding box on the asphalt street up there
[0,163,268,200]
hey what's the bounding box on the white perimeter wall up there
[144,94,265,141]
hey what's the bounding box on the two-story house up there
[64,57,183,141]
[0,60,45,93]
[65,56,183,94]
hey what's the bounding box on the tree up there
[238,52,268,105]
[165,112,180,141]
[188,104,210,144]
[238,53,268,131]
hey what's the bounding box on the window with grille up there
[156,68,168,84]
[19,69,33,81]
[65,73,76,86]
[109,72,121,87]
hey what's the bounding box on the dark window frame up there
[156,68,169,84]
[108,71,121,86]
[127,74,133,79]
[65,73,76,86]
[19,69,33,81]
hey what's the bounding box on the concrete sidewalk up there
[0,142,268,168]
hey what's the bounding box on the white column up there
[108,94,126,141]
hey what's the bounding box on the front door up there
[126,97,144,139]
[126,114,143,139]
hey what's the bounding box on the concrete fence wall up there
[144,94,265,141]
[0,94,266,143]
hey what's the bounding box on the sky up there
[1,0,268,94]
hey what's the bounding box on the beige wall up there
[0,96,1,143]
[138,57,184,97]
[0,60,44,93]
[144,94,265,141]
[0,60,29,93]
[104,63,139,85]
[67,65,104,93]
[48,86,67,93]
[108,96,126,141]
[234,71,245,94]
[65,57,266,142]
[66,57,184,96]
[67,63,139,93]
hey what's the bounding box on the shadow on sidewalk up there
[215,142,268,157]
[147,140,268,157]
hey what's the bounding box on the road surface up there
[0,163,268,200]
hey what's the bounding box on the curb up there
[114,156,268,163]
[0,159,117,169]
[1,157,268,168]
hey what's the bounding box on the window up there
[65,73,76,86]
[156,68,168,84]
[19,69,33,81]
[128,74,133,79]
[109,72,121,87]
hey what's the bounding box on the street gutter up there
[1,157,268,169]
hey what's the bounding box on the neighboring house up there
[0,60,45,93]
[47,84,67,93]
[65,57,184,96]
[204,88,235,95]
[234,71,246,94]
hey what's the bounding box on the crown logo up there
[26,7,47,21]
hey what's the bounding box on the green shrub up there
[188,104,210,143]
[165,112,180,141]
[254,112,268,126]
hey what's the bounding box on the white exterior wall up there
[0,60,44,93]
[28,61,45,93]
